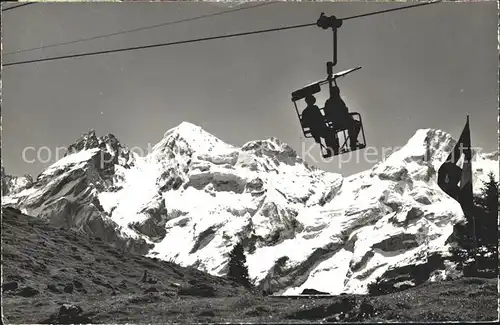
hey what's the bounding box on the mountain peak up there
[384,128,455,165]
[177,121,203,131]
[240,136,302,165]
[405,128,498,167]
[1,167,34,196]
[152,122,236,157]
[480,151,499,160]
[66,130,99,156]
[65,130,129,158]
[166,121,212,139]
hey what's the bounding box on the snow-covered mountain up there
[1,166,33,196]
[2,122,498,294]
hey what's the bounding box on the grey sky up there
[2,1,498,178]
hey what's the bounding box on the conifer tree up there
[474,172,499,246]
[450,172,499,276]
[227,242,252,288]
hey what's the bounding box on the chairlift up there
[291,13,369,159]
[292,65,366,158]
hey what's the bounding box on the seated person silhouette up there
[323,86,361,151]
[302,95,339,156]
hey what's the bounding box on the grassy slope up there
[2,208,498,323]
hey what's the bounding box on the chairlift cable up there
[3,0,441,67]
[3,22,316,67]
[342,0,442,21]
[3,1,275,56]
[2,3,33,12]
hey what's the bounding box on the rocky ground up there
[2,207,498,323]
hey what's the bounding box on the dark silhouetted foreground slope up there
[2,208,496,323]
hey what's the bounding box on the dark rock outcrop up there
[41,304,91,324]
[2,281,19,292]
[17,286,39,297]
[178,283,217,297]
[301,288,329,295]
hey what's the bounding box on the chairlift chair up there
[291,66,366,159]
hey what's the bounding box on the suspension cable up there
[3,0,442,67]
[3,22,316,67]
[3,1,275,56]
[2,3,33,12]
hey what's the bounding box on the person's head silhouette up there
[305,95,316,105]
[330,86,340,97]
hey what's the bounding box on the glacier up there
[2,122,498,295]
